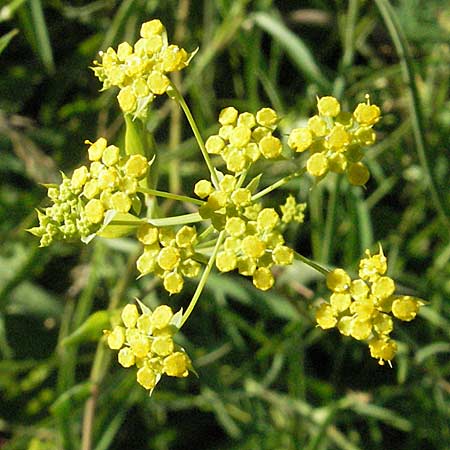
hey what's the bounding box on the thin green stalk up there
[139,187,204,206]
[320,0,359,264]
[147,212,204,227]
[309,184,323,261]
[333,0,359,100]
[375,0,450,237]
[294,251,330,277]
[168,82,220,188]
[320,174,340,264]
[167,0,190,195]
[80,252,138,450]
[237,169,249,188]
[180,231,225,328]
[56,242,105,450]
[251,169,305,201]
[198,224,214,241]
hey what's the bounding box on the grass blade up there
[252,11,331,91]
[375,0,450,238]
[29,0,55,73]
[0,28,18,55]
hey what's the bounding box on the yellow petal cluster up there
[316,246,424,365]
[136,224,200,294]
[288,96,381,185]
[196,174,297,290]
[105,303,192,392]
[29,138,150,246]
[280,195,307,224]
[205,107,281,173]
[92,19,192,118]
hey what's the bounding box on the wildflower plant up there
[29,19,426,392]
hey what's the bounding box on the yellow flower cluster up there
[280,195,307,224]
[316,246,424,365]
[288,96,381,185]
[196,175,298,290]
[92,19,192,117]
[205,107,281,173]
[136,224,201,294]
[106,303,192,391]
[29,138,150,246]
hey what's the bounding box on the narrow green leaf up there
[375,0,450,238]
[351,402,412,432]
[252,11,331,91]
[415,342,450,365]
[60,310,110,347]
[0,28,18,55]
[29,0,55,73]
[100,0,138,50]
[50,381,92,416]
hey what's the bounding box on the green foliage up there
[0,1,449,450]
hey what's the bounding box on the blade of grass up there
[100,0,138,50]
[29,0,54,73]
[352,187,374,254]
[0,29,18,55]
[252,11,331,91]
[322,0,360,264]
[55,242,105,450]
[81,251,138,450]
[375,0,450,238]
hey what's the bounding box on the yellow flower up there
[107,326,125,350]
[151,305,174,330]
[354,102,381,126]
[84,199,105,224]
[317,245,425,365]
[317,96,341,117]
[137,366,157,389]
[288,128,313,152]
[163,352,190,377]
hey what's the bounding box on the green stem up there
[375,0,450,237]
[197,224,215,241]
[56,241,105,450]
[333,0,359,100]
[252,169,306,201]
[320,0,358,264]
[320,174,340,264]
[294,251,330,276]
[168,82,220,188]
[147,212,204,227]
[80,252,138,450]
[139,187,204,206]
[108,220,143,226]
[180,231,225,328]
[237,169,249,188]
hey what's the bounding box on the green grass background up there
[0,1,449,449]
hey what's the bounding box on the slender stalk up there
[320,174,340,264]
[180,231,225,327]
[80,252,139,450]
[168,0,190,195]
[375,0,450,237]
[138,187,204,206]
[197,224,214,241]
[168,82,220,188]
[320,0,359,264]
[56,241,105,450]
[147,212,204,227]
[251,169,305,201]
[294,251,330,276]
